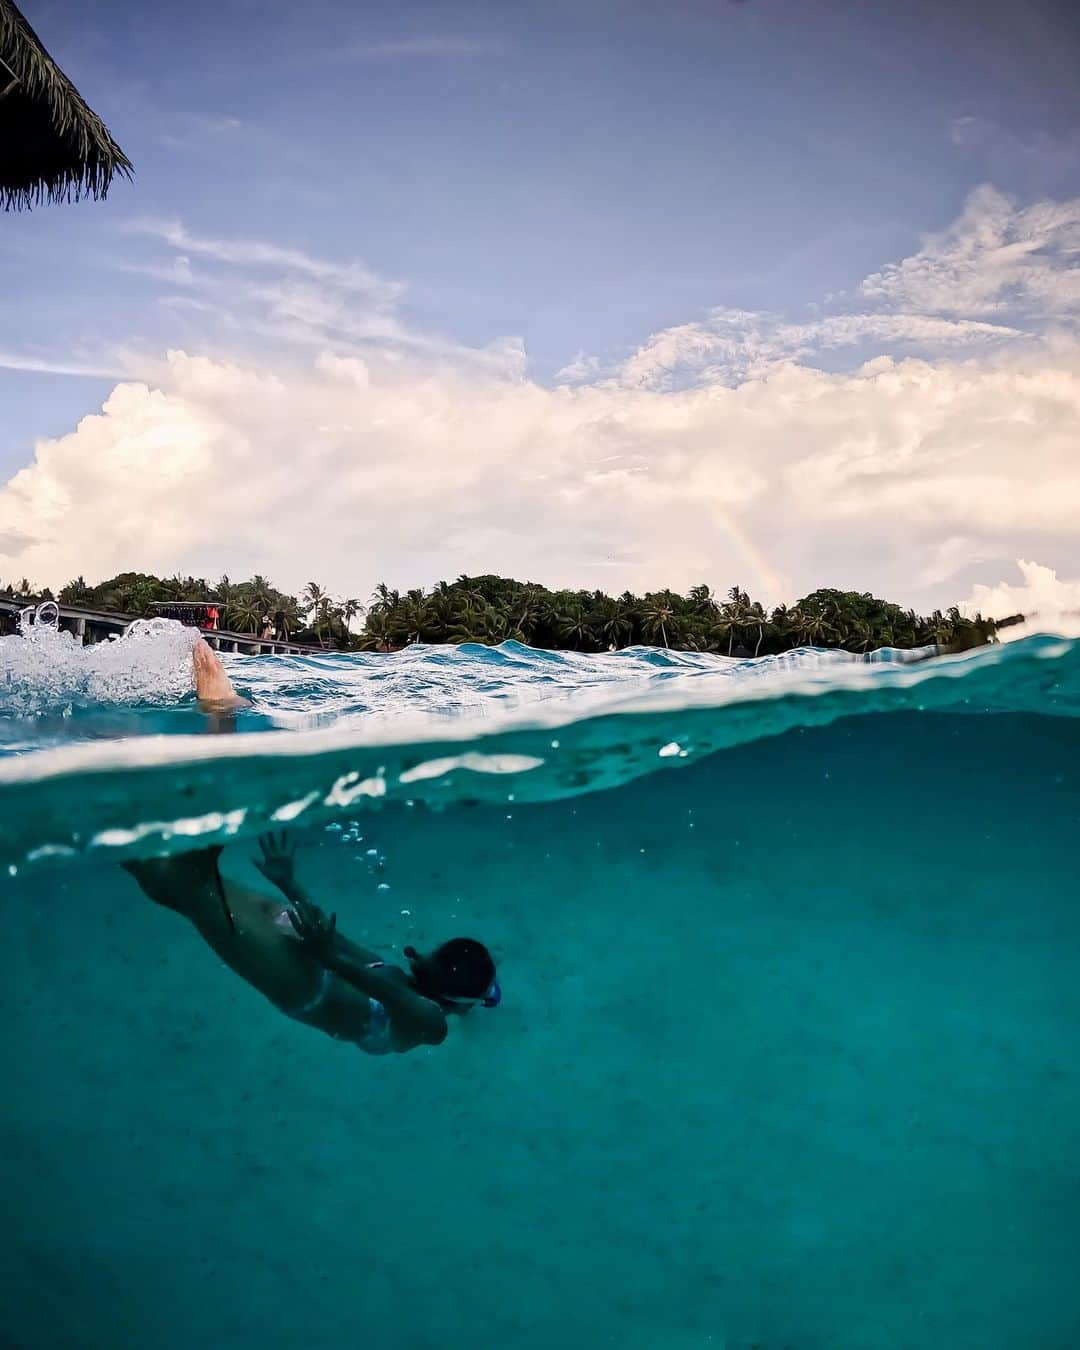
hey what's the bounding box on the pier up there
[0,597,329,656]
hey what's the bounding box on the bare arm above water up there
[193,638,251,711]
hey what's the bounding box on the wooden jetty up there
[0,597,328,656]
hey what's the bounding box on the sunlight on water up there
[1,618,1079,1349]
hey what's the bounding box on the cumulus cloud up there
[960,560,1080,633]
[3,188,1078,613]
[2,341,1078,613]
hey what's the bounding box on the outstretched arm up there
[254,833,382,964]
[254,833,447,1045]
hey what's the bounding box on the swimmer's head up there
[405,939,500,1010]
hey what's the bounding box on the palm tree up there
[513,588,545,644]
[232,596,261,633]
[447,600,483,643]
[368,583,400,615]
[748,600,767,656]
[710,586,750,654]
[597,598,633,649]
[559,607,591,650]
[251,575,273,611]
[641,595,677,648]
[393,591,429,644]
[688,584,719,617]
[480,607,515,644]
[926,610,954,647]
[802,610,834,647]
[303,582,328,641]
[59,575,92,603]
[339,597,364,632]
[213,575,237,625]
[707,612,734,655]
[281,598,304,636]
[848,618,876,653]
[361,610,395,651]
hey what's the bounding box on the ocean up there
[1,616,1078,1350]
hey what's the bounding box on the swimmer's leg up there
[193,638,250,712]
[124,647,248,932]
[123,844,235,935]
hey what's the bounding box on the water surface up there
[1,621,1077,1349]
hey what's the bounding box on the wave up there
[0,613,1077,872]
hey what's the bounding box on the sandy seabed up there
[2,711,1079,1350]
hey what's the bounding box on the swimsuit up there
[276,908,393,1055]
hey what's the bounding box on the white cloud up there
[607,186,1077,391]
[125,218,404,307]
[2,341,1077,613]
[3,190,1078,615]
[113,218,526,376]
[115,255,201,288]
[554,350,603,384]
[859,184,1080,318]
[0,351,127,378]
[616,307,1019,390]
[960,560,1080,632]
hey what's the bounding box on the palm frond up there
[1,0,132,211]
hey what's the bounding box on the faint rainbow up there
[711,504,784,600]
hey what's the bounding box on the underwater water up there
[1,619,1079,1350]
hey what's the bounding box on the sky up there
[2,0,1078,616]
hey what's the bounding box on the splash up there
[0,622,1076,870]
[0,605,199,717]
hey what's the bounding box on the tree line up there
[2,572,358,648]
[1,570,1015,656]
[361,575,1010,655]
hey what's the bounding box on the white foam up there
[324,770,387,805]
[0,609,199,714]
[398,752,545,783]
[89,806,248,851]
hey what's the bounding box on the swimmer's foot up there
[193,638,251,710]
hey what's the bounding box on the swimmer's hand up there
[255,831,336,951]
[286,892,337,954]
[254,831,299,890]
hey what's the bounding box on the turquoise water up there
[1,620,1079,1349]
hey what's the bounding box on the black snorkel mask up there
[404,945,501,1008]
[440,980,502,1009]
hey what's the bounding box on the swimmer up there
[122,639,500,1055]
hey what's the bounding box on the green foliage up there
[52,572,346,646]
[18,570,1005,657]
[361,574,1001,655]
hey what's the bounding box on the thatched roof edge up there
[1,0,132,210]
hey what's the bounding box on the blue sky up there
[2,0,1078,612]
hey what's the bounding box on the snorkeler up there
[122,639,500,1055]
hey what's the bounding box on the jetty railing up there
[0,597,330,656]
